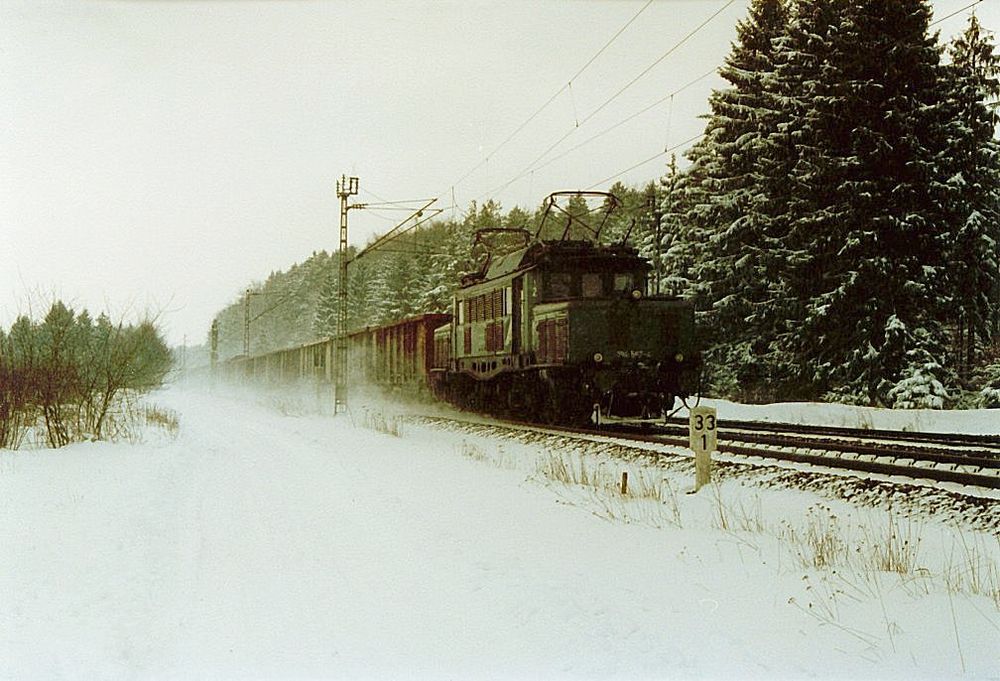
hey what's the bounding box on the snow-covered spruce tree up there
[346,255,377,330]
[943,14,1000,379]
[284,252,330,348]
[755,0,854,396]
[313,266,339,338]
[662,149,712,302]
[650,158,679,294]
[678,0,791,399]
[977,357,1000,407]
[370,251,423,325]
[771,0,959,406]
[418,219,472,315]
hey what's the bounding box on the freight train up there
[221,191,701,424]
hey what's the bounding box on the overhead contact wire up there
[442,0,654,196]
[533,67,717,174]
[930,0,983,27]
[585,133,704,190]
[477,0,737,202]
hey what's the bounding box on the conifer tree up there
[347,256,377,330]
[777,0,959,405]
[657,155,697,297]
[313,266,339,338]
[681,0,791,397]
[757,0,851,395]
[943,14,1000,377]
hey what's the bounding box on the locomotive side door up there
[512,275,523,357]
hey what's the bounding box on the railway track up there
[418,412,1000,490]
[597,421,999,489]
[662,415,1000,448]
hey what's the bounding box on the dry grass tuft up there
[942,532,1000,609]
[360,408,402,437]
[781,504,848,570]
[143,404,180,438]
[860,514,923,575]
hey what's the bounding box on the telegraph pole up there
[335,175,359,414]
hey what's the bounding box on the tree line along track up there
[414,413,1000,491]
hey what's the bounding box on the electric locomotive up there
[430,191,700,424]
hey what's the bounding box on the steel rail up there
[663,416,1000,448]
[594,426,1000,489]
[644,424,1000,467]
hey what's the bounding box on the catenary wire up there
[476,0,738,203]
[480,0,968,205]
[931,0,983,27]
[532,67,718,175]
[440,0,654,195]
[585,133,704,191]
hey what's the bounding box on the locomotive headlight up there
[593,352,604,363]
[674,352,684,363]
[631,289,643,300]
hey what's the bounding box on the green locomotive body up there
[431,237,700,423]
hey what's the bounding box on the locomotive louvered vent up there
[538,317,568,364]
[485,321,505,352]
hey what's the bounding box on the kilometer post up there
[689,406,717,491]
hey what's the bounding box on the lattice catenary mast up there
[335,175,359,414]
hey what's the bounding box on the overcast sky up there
[2,0,996,347]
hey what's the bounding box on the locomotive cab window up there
[545,272,573,299]
[581,273,602,297]
[613,273,634,292]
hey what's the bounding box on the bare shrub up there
[0,322,33,449]
[0,301,173,449]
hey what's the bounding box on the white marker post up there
[689,406,717,492]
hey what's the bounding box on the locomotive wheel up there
[542,380,592,426]
[535,382,560,425]
[563,393,595,427]
[491,378,512,418]
[506,376,528,417]
[451,375,475,411]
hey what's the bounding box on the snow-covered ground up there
[1,384,997,679]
